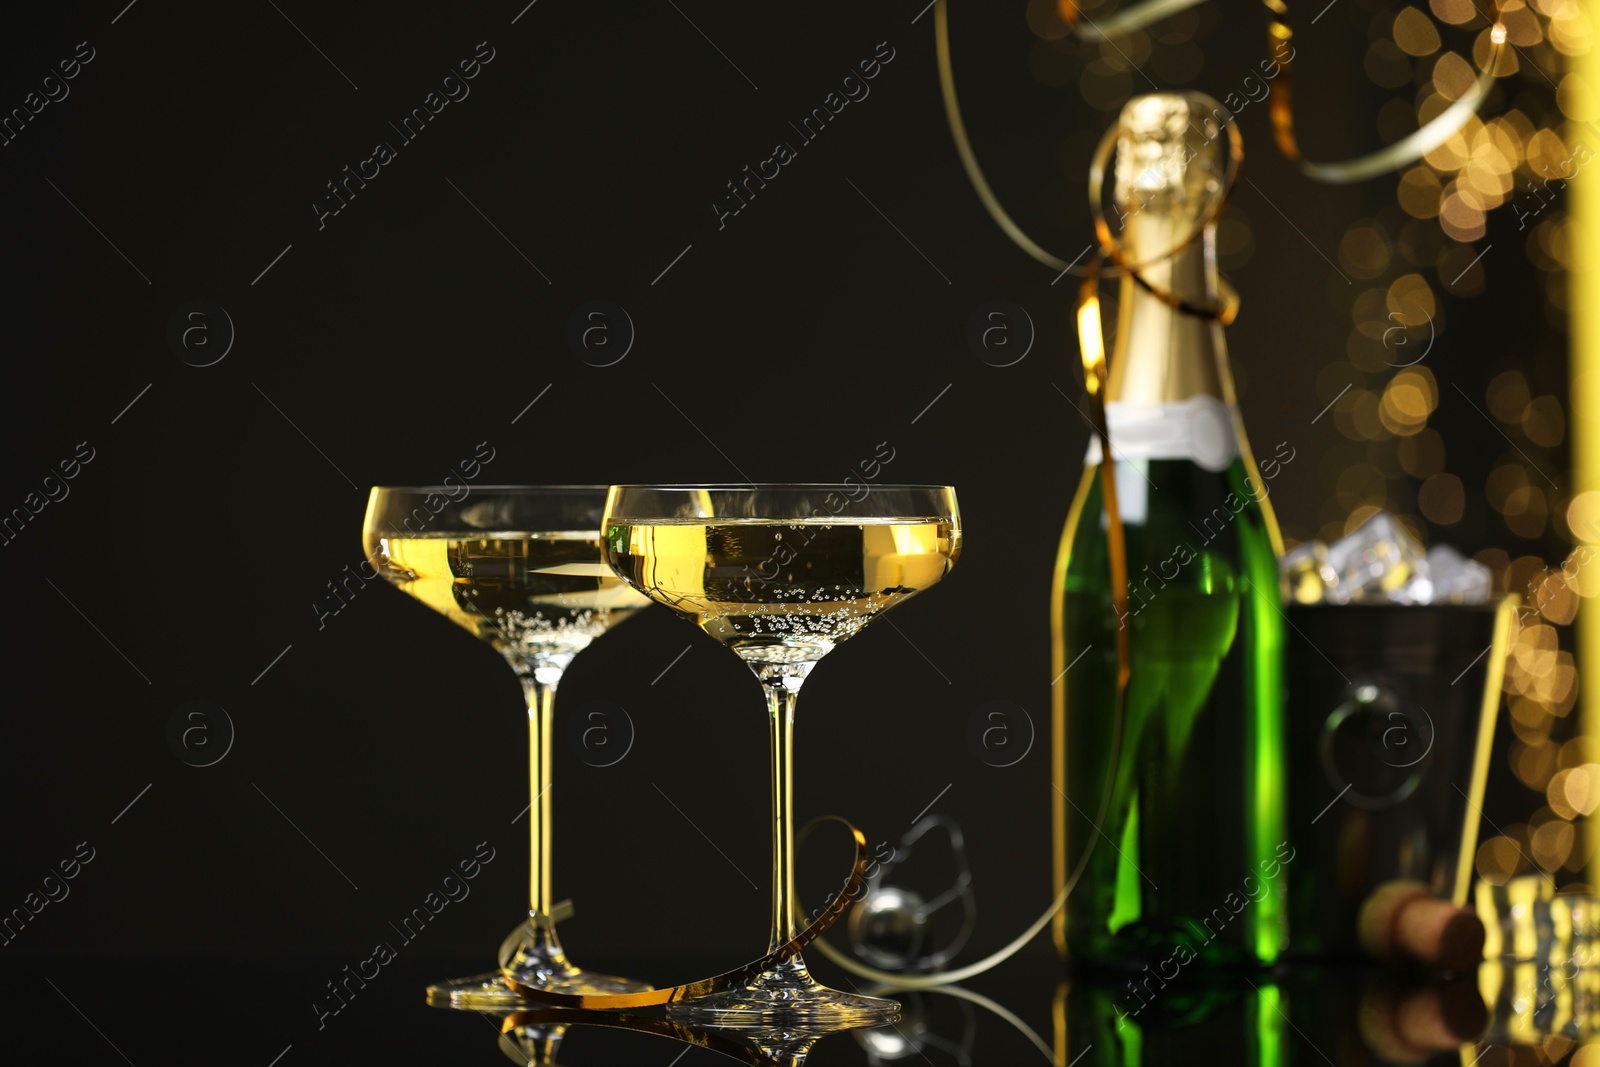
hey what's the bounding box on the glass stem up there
[521,670,563,955]
[763,675,803,955]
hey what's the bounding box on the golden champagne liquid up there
[366,533,649,663]
[604,519,960,663]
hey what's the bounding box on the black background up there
[0,1,1545,1062]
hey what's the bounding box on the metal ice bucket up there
[1284,597,1518,959]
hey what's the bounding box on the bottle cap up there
[1114,92,1228,216]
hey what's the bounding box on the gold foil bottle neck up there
[1103,91,1231,408]
[1113,92,1228,220]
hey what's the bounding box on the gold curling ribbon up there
[936,0,1072,273]
[1059,0,1211,42]
[1265,0,1508,184]
[938,0,1239,284]
[943,0,1506,267]
[498,816,869,1009]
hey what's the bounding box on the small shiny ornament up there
[855,992,980,1065]
[847,815,976,974]
[856,997,933,1062]
[852,886,930,971]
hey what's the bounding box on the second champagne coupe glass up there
[602,484,962,1023]
[362,486,653,1007]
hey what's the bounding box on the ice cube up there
[1395,561,1435,605]
[1324,512,1427,604]
[1426,543,1493,604]
[1282,540,1333,604]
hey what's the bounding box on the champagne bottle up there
[1051,92,1290,969]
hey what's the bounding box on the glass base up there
[427,949,653,1011]
[499,1022,567,1066]
[667,957,899,1025]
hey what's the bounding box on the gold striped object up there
[1262,0,1508,183]
[498,817,869,1010]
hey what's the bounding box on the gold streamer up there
[938,0,1508,284]
[937,0,1237,290]
[498,816,868,1009]
[936,0,1072,272]
[1264,0,1508,184]
[1060,0,1210,42]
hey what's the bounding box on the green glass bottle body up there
[1053,455,1288,967]
[1051,92,1289,970]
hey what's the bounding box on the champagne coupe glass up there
[362,486,653,1007]
[601,484,962,1023]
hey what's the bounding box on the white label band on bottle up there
[1083,396,1240,473]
